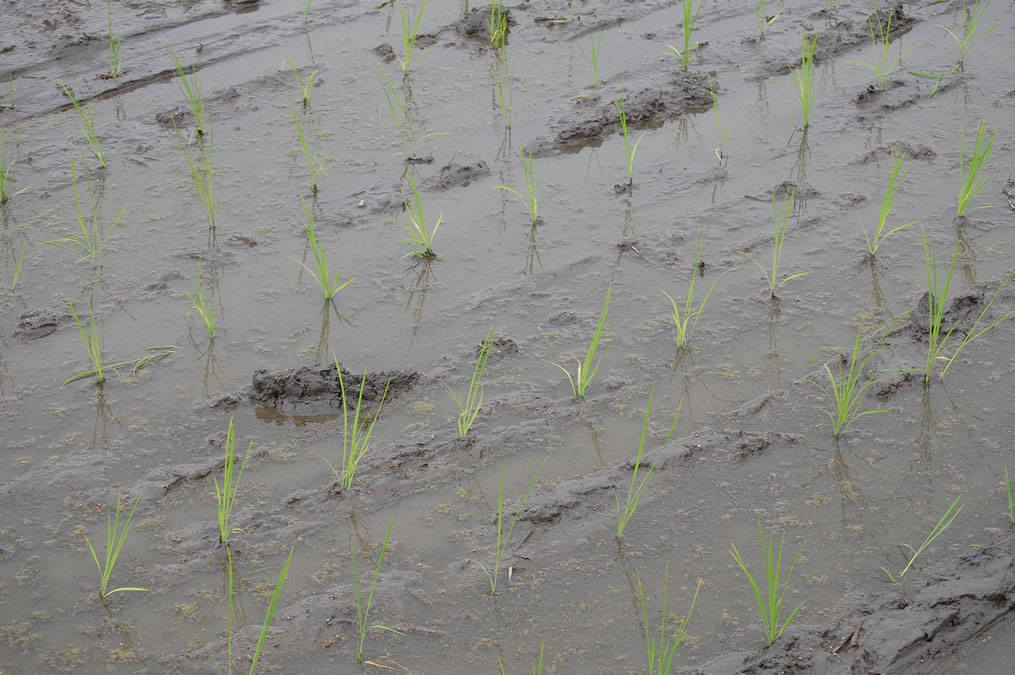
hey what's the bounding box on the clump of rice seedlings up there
[614,93,645,189]
[488,0,508,48]
[548,287,610,399]
[83,488,148,600]
[637,565,701,674]
[849,2,910,91]
[323,356,390,491]
[496,146,538,223]
[10,244,26,291]
[214,418,253,544]
[860,149,915,255]
[185,254,216,338]
[881,496,963,582]
[956,120,996,217]
[447,328,493,439]
[615,387,681,541]
[1,125,33,204]
[707,77,728,166]
[743,188,810,298]
[756,0,783,39]
[589,30,604,91]
[665,0,703,72]
[168,49,206,135]
[290,105,332,195]
[789,33,817,129]
[377,68,413,143]
[60,83,107,168]
[396,0,435,75]
[809,324,893,437]
[400,174,441,259]
[1005,468,1013,525]
[292,194,353,301]
[352,517,402,662]
[42,157,125,265]
[729,521,805,646]
[478,459,547,594]
[177,116,218,230]
[920,229,1015,382]
[285,59,318,107]
[662,234,734,349]
[66,300,106,386]
[107,2,122,78]
[941,0,996,69]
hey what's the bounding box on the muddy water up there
[2,0,1015,672]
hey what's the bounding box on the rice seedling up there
[664,0,703,72]
[396,0,435,75]
[1,125,33,204]
[788,33,817,129]
[185,254,216,338]
[304,0,312,23]
[478,458,547,594]
[849,2,911,91]
[707,76,728,166]
[60,83,107,168]
[615,387,681,541]
[662,234,734,349]
[488,0,508,49]
[447,328,493,439]
[956,119,996,217]
[743,188,810,298]
[214,418,253,544]
[66,299,105,386]
[1005,468,1013,525]
[756,0,783,39]
[377,68,412,143]
[881,496,963,582]
[499,642,546,675]
[400,174,441,259]
[730,521,805,646]
[291,194,353,301]
[286,59,318,107]
[290,105,332,194]
[248,547,294,672]
[177,116,218,230]
[492,45,514,129]
[859,149,915,255]
[614,94,645,189]
[41,157,125,265]
[920,229,1015,382]
[10,243,26,291]
[809,324,892,437]
[169,49,206,135]
[83,488,148,600]
[351,516,402,662]
[589,30,604,91]
[496,146,538,223]
[941,0,996,69]
[107,2,122,78]
[637,565,701,674]
[323,356,391,491]
[547,287,610,399]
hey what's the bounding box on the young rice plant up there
[956,119,996,217]
[478,458,547,594]
[83,488,148,600]
[177,116,218,230]
[730,522,805,646]
[637,565,701,674]
[286,59,319,107]
[290,105,332,194]
[447,328,493,439]
[496,146,538,223]
[881,496,963,582]
[1,125,33,204]
[665,0,703,72]
[548,287,610,399]
[108,2,122,78]
[60,83,107,168]
[185,254,216,338]
[396,0,435,75]
[214,418,253,544]
[941,0,997,69]
[850,2,910,91]
[323,356,391,491]
[789,34,817,129]
[614,94,645,189]
[662,234,734,349]
[169,49,206,135]
[351,517,401,662]
[400,174,441,259]
[292,194,353,301]
[42,157,125,266]
[859,148,915,255]
[742,188,810,298]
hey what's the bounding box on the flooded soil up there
[2,0,1015,672]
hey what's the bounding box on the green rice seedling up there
[42,157,125,265]
[859,149,915,255]
[743,188,810,298]
[396,0,435,75]
[351,517,402,662]
[637,565,701,674]
[478,458,547,594]
[789,33,818,129]
[214,418,253,544]
[730,522,805,646]
[496,146,538,223]
[881,496,963,582]
[615,387,681,541]
[108,2,122,78]
[0,125,33,203]
[84,488,148,600]
[662,234,734,349]
[377,68,412,143]
[614,94,645,189]
[547,287,610,399]
[185,254,215,338]
[177,116,218,229]
[589,30,604,91]
[920,229,1015,382]
[323,356,391,491]
[1005,468,1013,525]
[809,325,891,437]
[707,77,728,165]
[290,105,332,194]
[493,48,514,129]
[849,2,911,91]
[11,244,26,291]
[756,0,783,39]
[488,0,508,49]
[66,300,105,386]
[941,0,996,69]
[60,83,107,168]
[248,547,294,673]
[400,174,441,259]
[292,194,353,300]
[304,0,312,23]
[956,119,996,217]
[664,0,703,72]
[447,328,493,439]
[285,59,318,107]
[169,49,206,135]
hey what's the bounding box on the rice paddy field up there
[2,0,1015,672]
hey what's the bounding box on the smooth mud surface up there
[2,0,1015,673]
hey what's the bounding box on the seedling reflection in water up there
[323,355,390,491]
[638,565,701,674]
[84,488,148,600]
[548,287,610,398]
[478,458,546,594]
[730,522,804,646]
[447,328,493,439]
[291,106,332,195]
